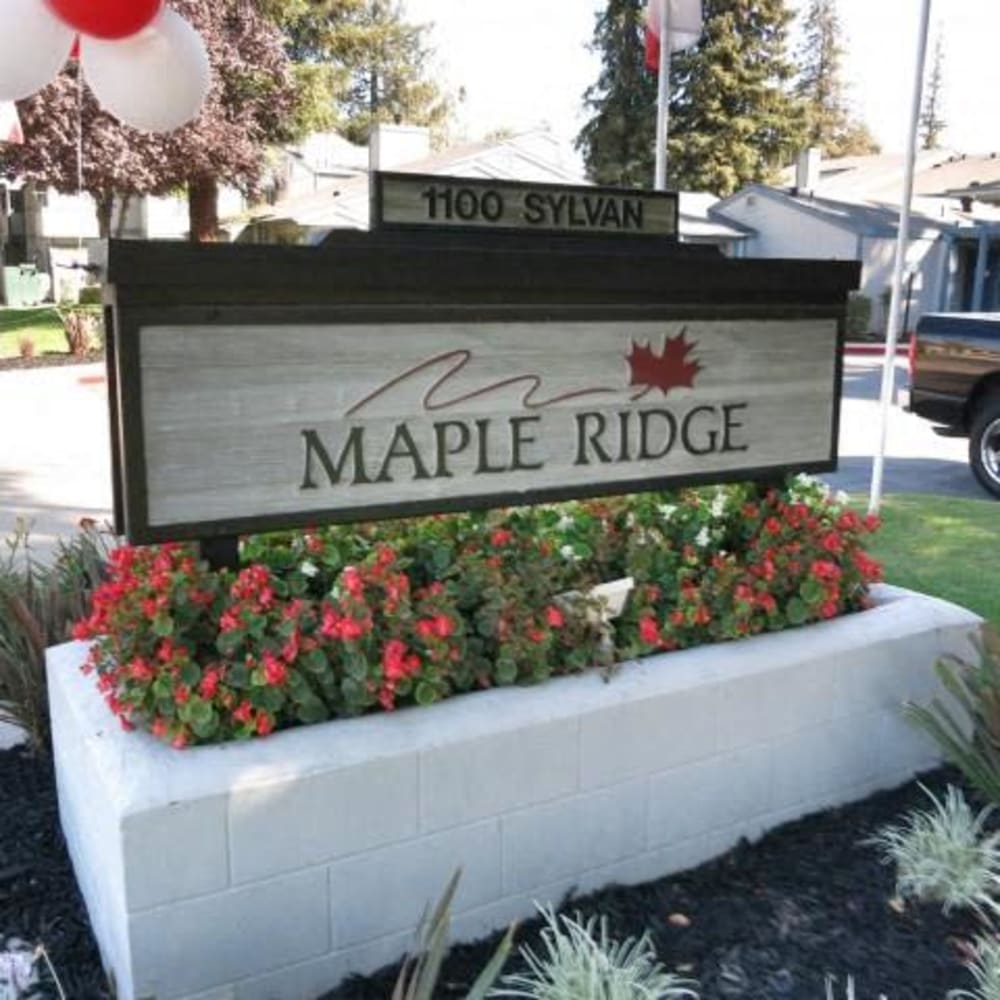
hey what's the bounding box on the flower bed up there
[73,478,882,748]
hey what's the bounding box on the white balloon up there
[0,0,76,101]
[81,8,210,134]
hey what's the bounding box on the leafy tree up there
[577,0,808,195]
[281,0,450,146]
[576,0,656,187]
[920,31,946,151]
[794,0,880,158]
[1,0,300,241]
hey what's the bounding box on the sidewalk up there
[0,362,113,558]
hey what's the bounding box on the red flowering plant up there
[620,477,882,655]
[73,477,883,748]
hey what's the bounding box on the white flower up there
[710,489,727,519]
[694,526,710,548]
[560,544,580,562]
[556,514,575,531]
[300,560,319,578]
[659,504,677,520]
[835,489,850,505]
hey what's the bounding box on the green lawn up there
[0,307,69,359]
[865,493,1000,628]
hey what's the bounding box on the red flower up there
[490,529,513,547]
[433,613,456,637]
[669,609,686,627]
[820,600,839,619]
[174,684,191,705]
[232,700,254,724]
[545,606,565,629]
[820,532,843,555]
[382,639,410,681]
[342,566,364,598]
[764,517,782,535]
[199,668,222,700]
[639,615,660,645]
[152,717,168,739]
[171,731,189,750]
[811,560,842,582]
[256,711,275,736]
[262,651,288,687]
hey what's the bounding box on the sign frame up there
[371,170,680,239]
[104,230,859,549]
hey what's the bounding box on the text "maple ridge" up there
[299,402,750,490]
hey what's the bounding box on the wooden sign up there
[105,235,859,546]
[373,172,678,238]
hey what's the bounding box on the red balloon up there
[69,35,80,61]
[45,0,163,41]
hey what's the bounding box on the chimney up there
[369,123,431,173]
[794,147,821,196]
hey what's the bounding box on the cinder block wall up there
[47,585,980,1000]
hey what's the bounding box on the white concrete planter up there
[48,584,980,1000]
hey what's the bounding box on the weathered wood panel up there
[136,317,837,531]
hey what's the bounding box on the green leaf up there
[180,661,200,687]
[295,692,329,724]
[152,614,174,637]
[786,597,807,626]
[415,681,438,706]
[496,657,518,685]
[301,649,329,675]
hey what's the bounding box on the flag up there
[645,0,704,72]
[0,102,23,145]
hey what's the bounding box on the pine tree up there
[665,0,808,194]
[795,0,879,158]
[920,32,946,150]
[282,0,451,146]
[575,0,656,187]
[576,0,810,195]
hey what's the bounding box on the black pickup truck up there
[908,312,1000,498]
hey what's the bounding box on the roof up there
[779,150,1000,202]
[712,182,992,240]
[680,192,752,240]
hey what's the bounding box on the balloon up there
[46,0,163,42]
[70,36,81,62]
[0,0,77,101]
[81,9,210,134]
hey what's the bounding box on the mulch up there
[0,742,982,1000]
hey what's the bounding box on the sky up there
[403,0,1000,156]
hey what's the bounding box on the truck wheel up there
[970,395,1000,499]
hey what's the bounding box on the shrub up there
[77,285,102,307]
[952,937,1000,1000]
[58,306,102,356]
[906,627,1000,807]
[490,906,698,999]
[868,785,1000,918]
[74,479,883,748]
[0,521,110,753]
[846,294,873,339]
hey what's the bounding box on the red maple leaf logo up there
[626,328,702,399]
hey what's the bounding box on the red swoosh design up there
[346,349,620,417]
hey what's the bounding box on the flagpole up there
[868,0,932,514]
[654,0,671,191]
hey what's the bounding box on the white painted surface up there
[47,585,981,999]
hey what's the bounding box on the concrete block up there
[579,684,718,790]
[647,746,772,847]
[419,718,578,832]
[502,780,646,893]
[123,798,229,911]
[228,755,419,883]
[129,870,330,999]
[329,821,501,948]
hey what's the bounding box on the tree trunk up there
[95,194,113,240]
[114,193,132,239]
[188,174,219,242]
